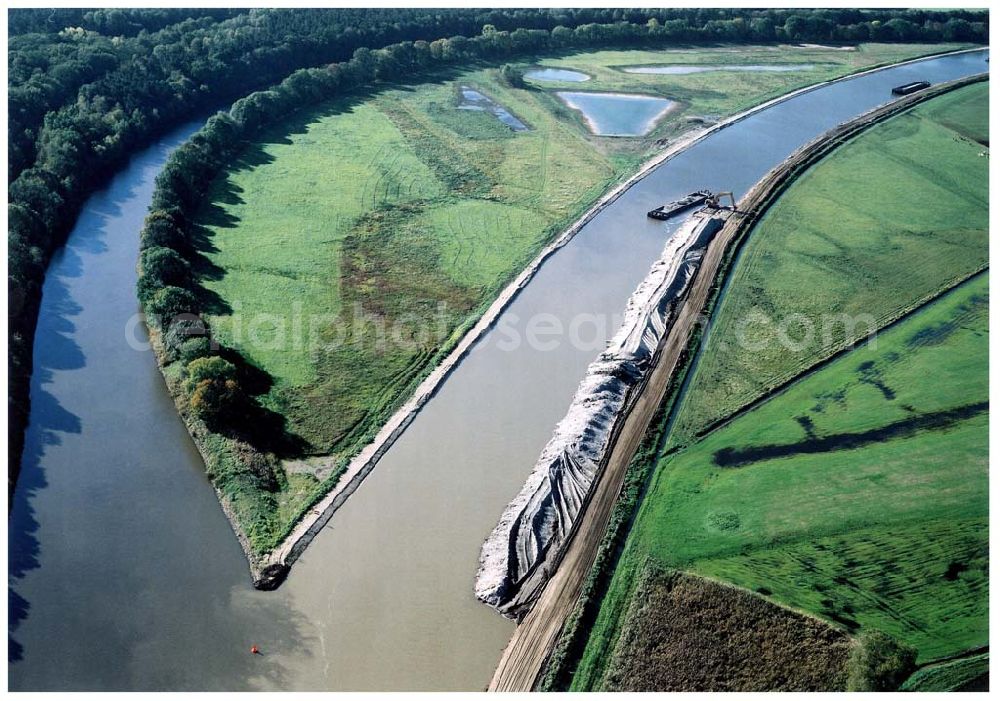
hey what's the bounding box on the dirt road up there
[486,73,986,692]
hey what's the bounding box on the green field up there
[570,83,988,689]
[192,44,977,551]
[198,70,616,510]
[575,272,988,688]
[901,652,989,691]
[671,80,989,444]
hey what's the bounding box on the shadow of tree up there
[213,348,310,457]
[713,401,989,468]
[9,248,86,665]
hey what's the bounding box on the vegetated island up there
[134,32,984,587]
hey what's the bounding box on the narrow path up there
[487,72,987,692]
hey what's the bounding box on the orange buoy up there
[250,645,260,655]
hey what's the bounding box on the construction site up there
[487,71,987,691]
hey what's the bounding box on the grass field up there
[670,81,988,444]
[574,272,988,688]
[570,83,988,689]
[900,651,989,691]
[191,44,978,551]
[197,65,617,549]
[198,69,616,539]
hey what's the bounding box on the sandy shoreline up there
[250,46,986,588]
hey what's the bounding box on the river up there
[8,49,987,691]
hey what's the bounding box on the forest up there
[7,7,989,496]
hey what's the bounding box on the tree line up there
[8,8,988,496]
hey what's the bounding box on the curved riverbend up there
[9,49,987,691]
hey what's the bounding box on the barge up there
[646,189,712,220]
[891,80,931,96]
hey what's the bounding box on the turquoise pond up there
[624,64,816,75]
[524,68,590,82]
[556,91,676,136]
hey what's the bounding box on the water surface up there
[9,49,987,691]
[458,86,528,131]
[557,91,676,136]
[525,68,590,82]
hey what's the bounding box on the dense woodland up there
[8,8,989,495]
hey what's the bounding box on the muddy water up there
[9,49,987,691]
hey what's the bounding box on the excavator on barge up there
[647,190,736,220]
[705,191,736,210]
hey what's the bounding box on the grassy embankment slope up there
[571,81,988,690]
[187,43,978,553]
[900,651,989,691]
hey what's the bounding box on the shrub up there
[189,377,242,427]
[183,356,237,391]
[140,246,190,287]
[500,63,525,87]
[177,337,215,365]
[162,316,212,361]
[140,210,188,251]
[146,286,198,327]
[232,440,280,492]
[136,274,159,306]
[184,356,244,428]
[846,630,918,691]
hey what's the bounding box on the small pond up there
[458,86,528,131]
[556,91,676,137]
[524,68,590,82]
[624,64,816,75]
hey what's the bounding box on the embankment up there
[475,210,726,616]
